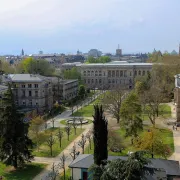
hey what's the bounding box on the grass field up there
[0,163,46,180]
[85,125,174,158]
[33,128,84,157]
[142,104,171,121]
[72,105,94,117]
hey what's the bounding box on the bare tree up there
[64,124,71,141]
[56,128,63,148]
[69,143,78,160]
[78,134,86,154]
[59,153,68,180]
[72,117,78,135]
[79,117,84,129]
[51,118,55,129]
[46,133,56,156]
[102,88,126,123]
[86,131,92,150]
[47,162,59,180]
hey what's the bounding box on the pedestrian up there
[173,125,174,130]
[176,126,178,131]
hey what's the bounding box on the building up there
[69,154,180,180]
[2,74,53,113]
[49,77,78,102]
[174,74,180,122]
[88,49,102,57]
[80,62,152,90]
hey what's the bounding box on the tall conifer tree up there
[0,84,33,168]
[93,105,108,166]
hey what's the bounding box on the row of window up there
[83,70,149,77]
[16,100,39,106]
[14,84,39,88]
[21,90,39,97]
[84,79,132,84]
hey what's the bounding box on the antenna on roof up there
[118,44,120,49]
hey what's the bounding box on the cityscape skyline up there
[1,0,180,55]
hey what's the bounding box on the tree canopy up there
[17,57,55,76]
[86,56,111,64]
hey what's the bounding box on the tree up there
[0,84,33,168]
[69,143,78,160]
[86,131,92,150]
[93,105,108,166]
[100,151,153,180]
[46,133,56,157]
[79,117,84,129]
[135,128,171,158]
[64,124,71,141]
[19,57,55,75]
[58,153,68,180]
[47,163,60,180]
[72,117,78,135]
[102,89,126,123]
[29,116,44,151]
[78,134,86,154]
[78,85,86,99]
[56,128,63,148]
[120,92,143,144]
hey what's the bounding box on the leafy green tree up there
[78,85,86,99]
[63,67,82,84]
[120,92,143,144]
[18,57,55,75]
[135,128,171,158]
[93,105,108,166]
[0,84,33,168]
[86,56,111,64]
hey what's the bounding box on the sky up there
[0,0,180,55]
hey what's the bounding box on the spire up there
[21,49,24,56]
[118,44,120,49]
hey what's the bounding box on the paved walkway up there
[32,92,103,180]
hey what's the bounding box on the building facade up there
[80,62,152,89]
[50,77,78,102]
[2,74,53,113]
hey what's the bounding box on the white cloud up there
[0,0,152,33]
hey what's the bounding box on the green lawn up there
[32,128,84,157]
[142,104,171,121]
[0,163,46,180]
[60,119,93,125]
[72,105,94,117]
[85,125,174,158]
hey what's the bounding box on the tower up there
[116,44,122,58]
[21,49,24,56]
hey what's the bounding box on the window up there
[88,79,90,84]
[83,71,86,76]
[108,79,111,83]
[99,71,102,76]
[142,71,145,76]
[124,70,127,77]
[28,84,32,88]
[34,84,38,88]
[22,90,25,97]
[112,79,115,83]
[91,79,94,83]
[29,91,32,97]
[29,100,32,106]
[99,79,102,84]
[116,70,119,77]
[22,101,26,105]
[22,84,25,88]
[130,71,132,76]
[95,71,98,76]
[139,70,141,76]
[91,71,94,76]
[134,71,137,76]
[104,72,106,76]
[120,71,123,77]
[87,71,90,76]
[35,91,38,97]
[96,79,98,83]
[112,71,115,77]
[108,71,111,77]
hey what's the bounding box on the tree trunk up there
[63,168,66,180]
[68,135,69,141]
[59,139,61,148]
[50,146,52,156]
[89,140,91,150]
[13,155,18,168]
[82,146,84,154]
[74,128,76,135]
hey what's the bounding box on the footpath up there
[33,92,102,180]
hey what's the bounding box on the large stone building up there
[2,74,53,113]
[80,62,152,89]
[174,74,180,122]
